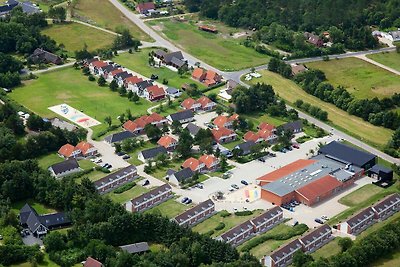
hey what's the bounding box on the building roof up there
[19,1,40,14]
[251,206,283,227]
[243,131,260,142]
[39,212,71,228]
[235,141,256,153]
[212,127,236,140]
[163,51,184,63]
[192,68,205,80]
[291,64,307,75]
[170,57,186,68]
[257,159,316,182]
[369,164,393,175]
[258,129,275,139]
[30,48,62,64]
[50,159,80,175]
[197,96,214,108]
[171,167,194,182]
[219,220,254,242]
[137,2,155,12]
[140,146,167,160]
[137,80,153,90]
[94,165,137,188]
[125,75,143,85]
[110,68,124,76]
[166,87,180,95]
[75,141,94,155]
[101,64,118,73]
[205,70,219,81]
[226,79,239,90]
[300,224,331,246]
[84,257,103,267]
[58,144,76,158]
[372,193,400,214]
[182,157,201,171]
[21,204,71,233]
[319,141,376,168]
[115,71,132,80]
[296,175,342,201]
[185,122,201,136]
[346,207,375,228]
[199,154,219,169]
[213,114,237,128]
[119,242,150,254]
[181,98,198,109]
[130,184,172,206]
[174,199,214,223]
[50,118,78,132]
[168,110,194,122]
[157,135,177,148]
[123,120,139,132]
[20,203,37,225]
[146,85,165,98]
[281,120,302,132]
[259,122,276,131]
[91,60,108,68]
[270,239,303,263]
[104,131,135,143]
[154,49,167,58]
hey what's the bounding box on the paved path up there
[31,61,76,74]
[71,19,120,36]
[356,54,400,76]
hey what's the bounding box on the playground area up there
[48,104,101,128]
[225,185,261,203]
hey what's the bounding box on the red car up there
[292,144,300,149]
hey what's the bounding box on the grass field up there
[367,52,400,72]
[311,237,342,259]
[307,58,400,99]
[145,197,191,219]
[246,70,393,149]
[73,0,152,41]
[107,183,149,204]
[37,153,64,169]
[192,210,264,237]
[146,19,270,71]
[372,250,400,266]
[113,48,205,90]
[11,199,56,215]
[11,253,61,267]
[9,67,155,138]
[339,184,384,207]
[42,22,115,55]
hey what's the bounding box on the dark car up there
[231,184,239,190]
[186,199,192,204]
[181,197,189,203]
[106,164,112,169]
[315,218,324,224]
[116,151,125,156]
[122,154,131,160]
[258,157,265,162]
[3,88,12,93]
[151,74,159,80]
[143,180,150,186]
[241,180,249,185]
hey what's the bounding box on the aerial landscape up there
[1,0,400,267]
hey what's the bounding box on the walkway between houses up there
[356,54,400,76]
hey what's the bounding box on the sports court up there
[48,104,101,128]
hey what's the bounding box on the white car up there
[321,215,329,221]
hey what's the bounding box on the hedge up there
[113,182,136,194]
[234,210,253,216]
[214,222,226,231]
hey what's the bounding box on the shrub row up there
[113,182,137,194]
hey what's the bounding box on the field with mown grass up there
[307,58,400,99]
[42,22,115,55]
[146,18,270,71]
[106,182,149,204]
[145,197,192,219]
[73,0,152,41]
[367,52,400,72]
[246,70,393,149]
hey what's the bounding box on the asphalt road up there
[107,0,399,165]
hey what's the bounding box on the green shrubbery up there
[234,210,253,216]
[113,182,136,194]
[214,222,226,231]
[219,210,231,218]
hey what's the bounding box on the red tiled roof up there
[91,61,108,68]
[258,129,274,139]
[230,114,239,121]
[182,157,201,171]
[133,117,148,128]
[123,120,140,132]
[259,122,275,131]
[84,257,103,267]
[203,79,216,87]
[181,98,197,109]
[213,115,229,128]
[58,144,76,158]
[149,112,165,122]
[110,68,123,76]
[296,175,342,201]
[197,96,214,108]
[75,141,94,155]
[146,85,165,97]
[257,159,316,182]
[192,68,205,80]
[243,131,261,142]
[137,2,155,12]
[199,154,218,169]
[212,127,235,140]
[157,135,177,148]
[205,70,218,81]
[124,75,143,84]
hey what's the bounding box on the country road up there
[107,0,399,164]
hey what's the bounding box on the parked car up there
[0,235,3,240]
[196,183,203,189]
[181,197,189,203]
[151,74,159,80]
[315,218,324,224]
[94,158,102,163]
[241,180,248,185]
[269,152,276,157]
[143,180,150,186]
[2,88,11,93]
[185,198,192,204]
[258,157,265,162]
[291,220,299,227]
[281,148,287,153]
[101,163,109,168]
[122,154,131,160]
[321,215,329,221]
[292,144,300,149]
[116,151,125,156]
[106,164,112,169]
[231,184,239,190]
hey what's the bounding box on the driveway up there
[194,111,218,129]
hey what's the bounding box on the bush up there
[88,75,95,81]
[204,230,215,237]
[219,210,231,218]
[113,182,136,194]
[95,166,111,173]
[214,222,225,231]
[234,210,253,216]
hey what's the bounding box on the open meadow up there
[73,0,152,42]
[306,58,400,99]
[146,18,270,71]
[42,22,115,55]
[246,70,394,149]
[367,52,400,72]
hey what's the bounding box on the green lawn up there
[42,22,115,55]
[146,19,270,71]
[145,197,191,219]
[246,70,393,149]
[192,210,264,238]
[113,49,205,90]
[127,142,158,166]
[367,52,400,72]
[11,199,56,215]
[307,58,400,99]
[311,237,342,259]
[37,153,64,169]
[9,67,155,138]
[11,253,60,267]
[107,182,149,204]
[223,139,244,150]
[339,184,384,207]
[73,0,152,42]
[148,158,186,180]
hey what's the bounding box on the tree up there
[113,29,141,50]
[74,45,92,60]
[118,113,125,124]
[144,124,162,141]
[215,105,224,115]
[82,66,90,76]
[109,80,118,91]
[43,232,66,253]
[155,152,168,167]
[176,128,193,158]
[171,120,182,134]
[292,250,313,267]
[97,76,106,86]
[338,237,353,252]
[162,123,169,133]
[26,114,50,131]
[5,114,24,135]
[220,155,228,172]
[118,86,127,96]
[114,143,122,153]
[104,116,112,128]
[47,6,66,22]
[130,92,139,103]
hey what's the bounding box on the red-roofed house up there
[199,155,220,171]
[181,98,201,111]
[192,68,206,81]
[243,131,263,143]
[212,114,238,129]
[197,96,216,111]
[296,175,343,206]
[157,136,178,151]
[75,141,97,157]
[258,129,278,143]
[191,68,222,87]
[144,85,165,101]
[123,113,167,134]
[124,75,143,93]
[212,127,237,144]
[84,257,104,267]
[58,144,81,159]
[89,60,108,74]
[123,120,141,134]
[182,157,205,172]
[107,68,124,82]
[258,122,276,132]
[136,2,155,14]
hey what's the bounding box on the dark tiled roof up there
[346,207,375,228]
[94,165,137,187]
[270,239,303,262]
[140,146,167,160]
[168,110,194,121]
[154,49,167,58]
[166,87,179,94]
[137,80,153,90]
[300,224,331,246]
[250,206,282,226]
[50,159,80,175]
[39,212,71,228]
[281,120,302,132]
[185,122,200,136]
[174,199,214,223]
[20,1,40,14]
[30,48,62,64]
[172,167,194,182]
[104,131,135,143]
[235,141,256,152]
[220,220,254,241]
[170,57,186,68]
[102,64,118,73]
[164,51,184,63]
[131,184,172,206]
[114,71,132,80]
[373,193,400,214]
[119,242,150,254]
[20,203,37,225]
[319,141,376,168]
[370,164,393,174]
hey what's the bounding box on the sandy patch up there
[48,103,101,128]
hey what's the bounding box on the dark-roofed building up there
[167,110,194,124]
[234,141,256,156]
[125,184,173,212]
[104,131,135,144]
[280,120,303,134]
[119,242,150,254]
[369,164,394,184]
[218,220,255,246]
[136,80,154,96]
[185,122,201,137]
[168,167,194,186]
[29,48,63,65]
[250,206,283,234]
[136,2,155,14]
[94,165,138,194]
[173,199,215,227]
[372,193,400,221]
[166,87,182,98]
[338,207,375,235]
[262,239,303,267]
[319,141,376,169]
[19,204,71,237]
[0,0,40,17]
[84,257,104,267]
[154,50,187,70]
[138,146,168,162]
[0,0,17,16]
[299,225,332,253]
[49,158,81,178]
